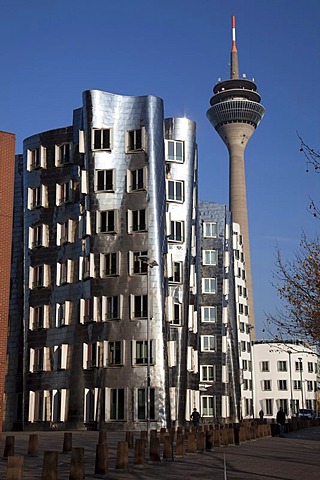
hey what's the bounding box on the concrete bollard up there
[163,436,173,460]
[3,436,15,458]
[133,439,145,467]
[149,437,160,462]
[245,426,251,441]
[62,432,72,453]
[28,433,38,456]
[196,431,205,452]
[169,427,176,442]
[159,428,166,444]
[221,428,228,446]
[69,447,85,480]
[213,429,221,448]
[95,443,108,475]
[6,455,23,480]
[187,432,196,454]
[228,427,235,445]
[140,431,148,443]
[41,451,58,480]
[206,430,214,451]
[150,429,157,439]
[98,431,107,445]
[115,441,128,470]
[125,431,133,449]
[177,426,183,435]
[176,434,185,457]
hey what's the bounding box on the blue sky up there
[1,0,319,338]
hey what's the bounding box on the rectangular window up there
[127,128,144,152]
[55,301,71,327]
[241,341,246,352]
[294,380,301,390]
[242,359,248,370]
[202,250,217,266]
[166,140,184,162]
[57,219,74,245]
[128,209,146,232]
[79,254,95,280]
[307,381,313,391]
[56,180,73,205]
[105,296,121,320]
[28,185,47,209]
[29,347,50,373]
[137,388,155,420]
[261,361,269,372]
[55,143,72,166]
[27,146,46,170]
[167,180,184,202]
[29,224,48,249]
[265,399,273,416]
[131,295,148,319]
[278,380,287,390]
[201,335,215,352]
[80,298,93,324]
[295,361,303,371]
[169,261,182,283]
[97,210,117,233]
[168,221,184,242]
[133,340,153,365]
[92,128,112,151]
[168,297,182,325]
[201,365,214,382]
[83,342,103,369]
[57,259,74,286]
[128,168,147,191]
[308,362,314,373]
[29,264,50,289]
[201,306,217,323]
[201,396,214,417]
[129,251,148,275]
[53,344,68,370]
[29,305,49,330]
[96,169,114,191]
[100,252,120,277]
[110,388,125,420]
[278,361,287,372]
[84,389,96,423]
[107,341,123,366]
[202,278,217,294]
[203,222,217,238]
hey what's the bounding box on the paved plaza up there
[1,426,319,479]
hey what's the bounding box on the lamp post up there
[288,350,294,417]
[139,255,158,444]
[298,357,304,412]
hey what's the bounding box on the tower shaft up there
[207,16,265,336]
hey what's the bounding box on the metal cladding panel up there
[82,90,169,429]
[164,117,198,424]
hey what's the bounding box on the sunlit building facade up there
[4,90,198,431]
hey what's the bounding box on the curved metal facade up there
[21,90,198,431]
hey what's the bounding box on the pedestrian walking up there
[190,407,201,433]
[276,408,286,437]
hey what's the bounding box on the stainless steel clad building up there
[17,90,198,431]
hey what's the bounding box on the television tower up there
[207,16,265,335]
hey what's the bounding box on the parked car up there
[298,409,315,419]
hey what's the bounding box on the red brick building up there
[0,131,15,431]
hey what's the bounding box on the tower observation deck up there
[207,16,265,335]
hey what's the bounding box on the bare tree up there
[266,235,320,346]
[298,134,320,218]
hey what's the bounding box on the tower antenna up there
[230,15,239,79]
